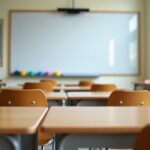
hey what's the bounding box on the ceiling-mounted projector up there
[57,0,89,14]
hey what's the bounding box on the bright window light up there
[129,40,137,66]
[129,15,138,33]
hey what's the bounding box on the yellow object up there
[20,71,27,76]
[54,71,62,77]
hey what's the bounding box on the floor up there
[38,145,132,150]
[38,145,52,150]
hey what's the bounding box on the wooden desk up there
[67,92,111,100]
[17,84,90,92]
[46,92,67,100]
[54,86,91,92]
[133,81,150,90]
[0,81,6,87]
[0,107,48,150]
[67,91,111,106]
[63,86,91,92]
[46,92,67,106]
[42,107,150,150]
[63,83,79,86]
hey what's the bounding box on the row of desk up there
[46,91,110,100]
[0,85,111,150]
[46,91,111,106]
[0,82,150,149]
[3,80,150,91]
[0,106,150,150]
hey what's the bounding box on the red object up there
[45,72,51,76]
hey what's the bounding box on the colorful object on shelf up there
[45,71,51,76]
[14,70,20,76]
[20,71,27,76]
[54,71,62,77]
[28,71,36,76]
[13,70,62,77]
[36,71,45,76]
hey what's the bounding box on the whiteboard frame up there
[8,10,141,77]
[0,19,3,67]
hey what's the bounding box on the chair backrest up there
[91,84,117,92]
[108,90,150,106]
[40,79,57,87]
[134,125,150,150]
[0,89,48,107]
[23,82,53,92]
[79,80,93,87]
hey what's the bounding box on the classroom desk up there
[62,86,91,92]
[63,83,80,87]
[17,84,90,92]
[67,91,111,106]
[46,92,67,106]
[42,106,150,150]
[67,92,111,100]
[0,81,6,87]
[133,81,150,90]
[46,92,67,100]
[0,107,48,150]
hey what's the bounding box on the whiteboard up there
[10,11,139,77]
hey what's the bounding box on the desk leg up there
[58,134,137,150]
[20,132,38,150]
[134,84,138,90]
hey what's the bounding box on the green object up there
[28,71,36,76]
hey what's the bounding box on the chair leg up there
[52,138,55,150]
[41,145,45,150]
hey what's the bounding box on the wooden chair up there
[91,84,117,92]
[79,80,93,87]
[23,82,60,106]
[134,125,150,150]
[23,82,53,92]
[0,89,48,106]
[40,79,57,87]
[108,90,150,106]
[77,83,117,106]
[0,89,53,150]
[107,90,150,150]
[143,79,150,90]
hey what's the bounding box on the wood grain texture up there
[42,106,150,134]
[0,107,48,134]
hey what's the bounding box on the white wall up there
[0,0,147,88]
[146,0,150,77]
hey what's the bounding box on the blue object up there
[14,70,20,76]
[36,72,45,76]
